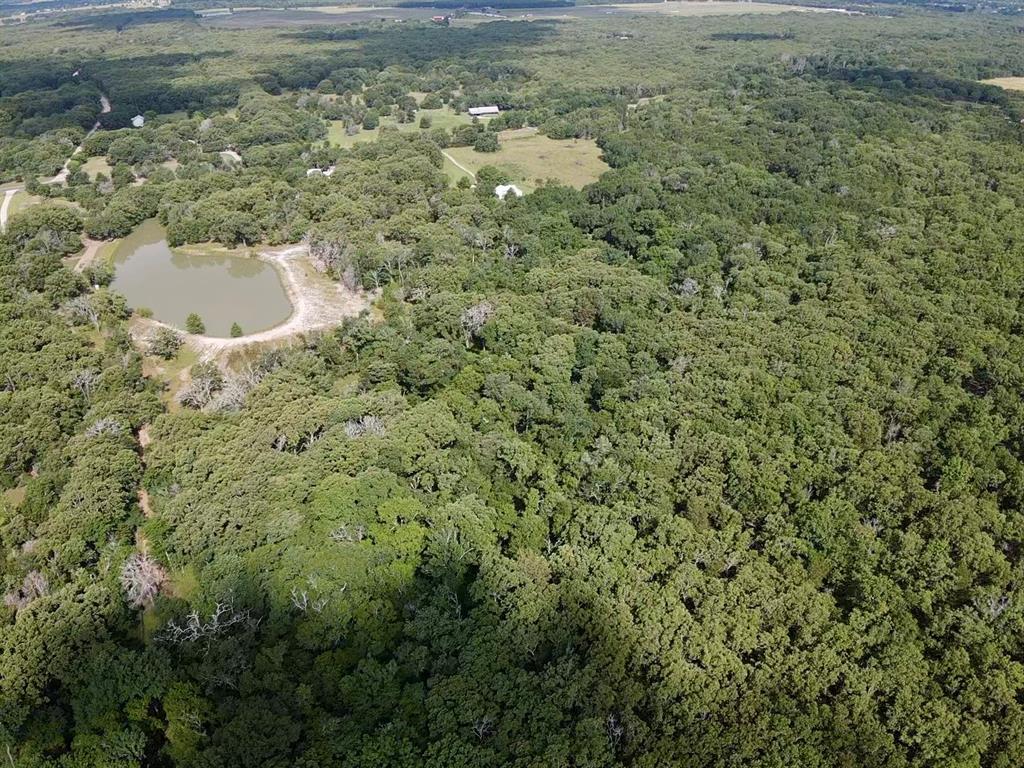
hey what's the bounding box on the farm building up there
[494,184,523,200]
[468,106,500,117]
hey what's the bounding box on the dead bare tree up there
[120,553,167,608]
[62,295,100,329]
[472,716,493,742]
[975,593,1011,621]
[344,415,385,439]
[72,368,101,402]
[3,570,49,611]
[606,713,625,748]
[329,523,366,543]
[85,416,124,438]
[162,597,254,645]
[460,301,495,348]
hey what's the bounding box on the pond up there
[110,219,293,338]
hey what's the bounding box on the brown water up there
[110,219,292,337]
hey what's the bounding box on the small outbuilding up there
[468,105,500,117]
[494,183,523,200]
[131,115,145,128]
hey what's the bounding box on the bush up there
[419,115,433,129]
[362,111,379,130]
[147,327,182,359]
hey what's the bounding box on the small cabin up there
[468,106,500,117]
[131,115,145,128]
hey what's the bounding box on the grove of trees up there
[3,5,1024,767]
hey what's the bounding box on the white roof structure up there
[131,115,145,128]
[306,166,336,178]
[494,184,523,200]
[468,105,500,117]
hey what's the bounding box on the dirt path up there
[44,92,111,186]
[442,150,476,179]
[133,244,371,360]
[74,237,106,273]
[0,187,18,231]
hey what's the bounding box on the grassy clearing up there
[139,338,199,411]
[628,94,666,110]
[8,190,43,217]
[95,239,120,267]
[81,155,112,181]
[3,485,26,508]
[327,105,480,148]
[442,153,474,184]
[444,131,608,192]
[982,77,1024,91]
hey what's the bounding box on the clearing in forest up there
[981,77,1024,91]
[81,156,113,181]
[327,105,479,148]
[443,128,608,191]
[131,243,371,361]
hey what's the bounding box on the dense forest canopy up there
[3,3,1024,766]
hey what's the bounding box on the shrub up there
[147,327,182,359]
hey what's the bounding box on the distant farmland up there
[444,128,608,191]
[981,76,1024,91]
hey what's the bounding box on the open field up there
[9,189,42,217]
[444,129,607,191]
[982,77,1024,91]
[327,105,478,148]
[81,155,112,181]
[203,1,827,28]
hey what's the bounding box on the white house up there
[468,105,500,117]
[494,183,523,200]
[131,115,145,128]
[306,166,336,178]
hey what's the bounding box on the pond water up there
[110,219,292,337]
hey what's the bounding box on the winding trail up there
[0,188,18,232]
[132,244,371,360]
[44,92,111,186]
[442,150,475,180]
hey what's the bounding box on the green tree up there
[185,313,205,335]
[473,131,499,153]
